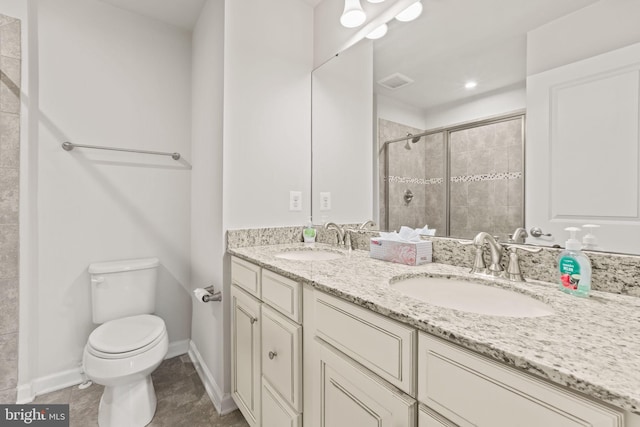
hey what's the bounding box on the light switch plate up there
[320,192,331,211]
[289,191,302,211]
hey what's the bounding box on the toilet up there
[82,257,168,427]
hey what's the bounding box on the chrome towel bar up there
[62,141,181,160]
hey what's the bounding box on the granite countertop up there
[228,242,640,415]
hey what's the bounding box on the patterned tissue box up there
[369,238,432,266]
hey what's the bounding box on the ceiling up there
[373,0,600,111]
[99,0,206,30]
[99,0,321,30]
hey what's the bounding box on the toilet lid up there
[89,314,166,354]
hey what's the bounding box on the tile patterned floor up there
[33,355,249,427]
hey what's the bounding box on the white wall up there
[20,0,193,398]
[222,0,313,229]
[189,0,231,414]
[377,94,427,131]
[527,0,640,76]
[423,84,526,130]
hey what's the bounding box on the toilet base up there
[98,375,157,427]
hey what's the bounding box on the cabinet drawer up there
[262,269,301,323]
[418,333,624,427]
[313,291,416,396]
[261,305,302,411]
[262,380,301,427]
[231,256,261,297]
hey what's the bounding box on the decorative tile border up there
[451,172,522,183]
[387,175,444,185]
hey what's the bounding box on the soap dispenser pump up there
[582,224,600,250]
[558,227,592,297]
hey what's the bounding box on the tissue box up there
[369,238,432,265]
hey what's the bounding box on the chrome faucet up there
[324,222,345,246]
[358,220,376,230]
[460,232,504,277]
[474,232,504,276]
[508,227,528,244]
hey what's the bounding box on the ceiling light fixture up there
[367,0,385,3]
[366,23,388,40]
[341,0,367,28]
[465,81,478,89]
[395,1,423,22]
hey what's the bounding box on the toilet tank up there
[88,257,160,324]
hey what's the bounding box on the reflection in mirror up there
[380,113,524,240]
[312,0,640,253]
[311,40,373,224]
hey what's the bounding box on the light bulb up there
[366,23,388,39]
[465,81,478,89]
[395,1,423,22]
[341,0,366,28]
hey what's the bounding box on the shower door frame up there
[382,110,526,237]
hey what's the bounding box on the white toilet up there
[82,257,169,427]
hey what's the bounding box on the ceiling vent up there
[377,73,414,90]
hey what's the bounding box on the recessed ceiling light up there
[395,1,423,22]
[366,23,388,40]
[367,0,385,3]
[465,81,478,89]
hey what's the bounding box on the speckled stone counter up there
[228,243,640,415]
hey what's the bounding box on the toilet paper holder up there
[197,286,222,303]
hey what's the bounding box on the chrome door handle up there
[530,227,552,238]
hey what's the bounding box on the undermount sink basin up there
[275,249,344,261]
[392,275,554,318]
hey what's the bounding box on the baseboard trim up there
[188,340,237,415]
[17,339,191,404]
[16,367,83,404]
[166,339,190,359]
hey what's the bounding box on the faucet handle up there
[502,244,542,281]
[503,243,543,254]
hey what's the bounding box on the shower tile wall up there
[449,117,523,240]
[379,118,445,233]
[0,14,20,404]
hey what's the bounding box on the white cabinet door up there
[526,41,640,253]
[262,380,301,427]
[316,342,416,427]
[231,285,262,427]
[418,405,457,427]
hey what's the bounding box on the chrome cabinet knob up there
[268,351,277,360]
[250,317,258,324]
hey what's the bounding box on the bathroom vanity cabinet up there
[230,257,303,427]
[230,255,629,427]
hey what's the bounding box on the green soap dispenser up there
[303,218,316,244]
[558,227,592,297]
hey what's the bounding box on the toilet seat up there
[87,314,166,360]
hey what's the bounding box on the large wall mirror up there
[312,0,640,254]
